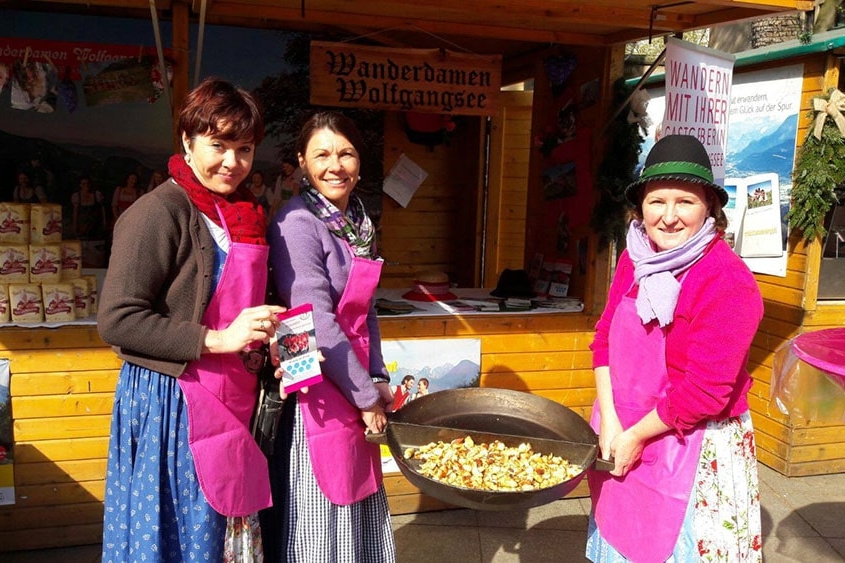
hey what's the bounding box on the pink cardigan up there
[590,238,764,432]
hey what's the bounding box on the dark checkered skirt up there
[260,394,396,562]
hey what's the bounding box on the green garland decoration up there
[787,88,845,241]
[590,78,644,246]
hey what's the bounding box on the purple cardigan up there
[267,196,388,410]
[590,238,764,432]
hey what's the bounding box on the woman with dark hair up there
[586,135,764,562]
[110,171,142,222]
[70,176,107,239]
[146,169,166,192]
[391,374,415,411]
[12,170,47,203]
[248,170,273,217]
[98,77,285,562]
[264,111,396,562]
[271,157,302,216]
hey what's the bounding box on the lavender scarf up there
[626,217,717,327]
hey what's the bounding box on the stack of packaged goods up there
[0,202,97,324]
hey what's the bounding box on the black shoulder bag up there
[249,267,286,457]
[250,347,285,458]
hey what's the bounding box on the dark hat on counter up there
[402,271,458,302]
[490,269,536,299]
[625,135,728,207]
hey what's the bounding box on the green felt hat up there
[625,135,728,207]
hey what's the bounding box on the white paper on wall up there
[383,154,429,208]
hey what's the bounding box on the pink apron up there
[177,207,272,517]
[299,249,383,505]
[588,282,704,562]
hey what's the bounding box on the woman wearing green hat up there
[587,135,764,562]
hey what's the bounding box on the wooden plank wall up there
[744,53,845,477]
[748,233,809,475]
[2,327,118,551]
[482,90,533,287]
[379,111,483,289]
[0,313,599,551]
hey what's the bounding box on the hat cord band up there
[640,161,714,183]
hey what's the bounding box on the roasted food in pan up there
[403,435,584,492]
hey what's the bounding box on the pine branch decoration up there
[590,78,644,245]
[788,88,845,241]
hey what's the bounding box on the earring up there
[184,153,191,164]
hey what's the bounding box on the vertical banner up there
[0,359,13,505]
[662,38,735,188]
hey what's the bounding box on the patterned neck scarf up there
[299,184,377,258]
[626,217,717,327]
[167,154,266,245]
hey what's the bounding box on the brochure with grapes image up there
[274,303,322,392]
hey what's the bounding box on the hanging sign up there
[0,37,170,80]
[310,40,501,116]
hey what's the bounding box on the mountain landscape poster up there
[379,337,481,473]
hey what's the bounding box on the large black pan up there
[370,387,613,511]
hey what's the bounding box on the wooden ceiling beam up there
[200,2,609,46]
[189,0,799,46]
[602,4,801,45]
[691,0,811,9]
[13,0,808,48]
[205,0,689,31]
[692,6,797,27]
[24,0,171,8]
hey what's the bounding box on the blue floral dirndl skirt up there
[101,362,225,562]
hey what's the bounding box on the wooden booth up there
[625,30,845,479]
[725,33,845,477]
[0,0,815,551]
[634,30,845,478]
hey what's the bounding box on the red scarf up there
[167,154,266,245]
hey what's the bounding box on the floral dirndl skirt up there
[586,412,762,562]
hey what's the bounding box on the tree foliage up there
[625,30,711,59]
[251,33,386,218]
[252,33,313,160]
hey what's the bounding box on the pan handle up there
[365,431,387,445]
[364,410,399,444]
[593,456,616,472]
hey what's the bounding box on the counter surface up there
[375,287,584,317]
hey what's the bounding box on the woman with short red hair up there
[99,77,284,562]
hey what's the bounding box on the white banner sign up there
[661,38,736,188]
